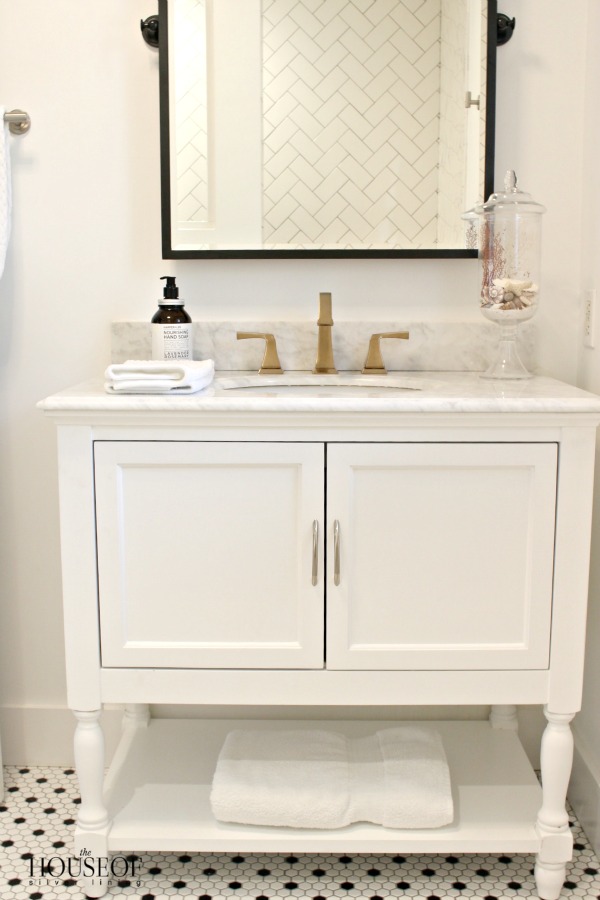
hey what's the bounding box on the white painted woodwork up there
[73,710,110,898]
[326,443,557,670]
[94,441,325,668]
[99,666,551,705]
[56,426,102,710]
[42,377,600,900]
[546,428,598,711]
[490,704,519,730]
[73,710,109,832]
[105,718,542,853]
[535,710,577,900]
[537,710,575,832]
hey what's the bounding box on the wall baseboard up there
[569,728,600,858]
[0,706,124,767]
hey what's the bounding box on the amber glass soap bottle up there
[151,276,193,361]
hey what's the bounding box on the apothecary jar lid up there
[476,170,546,216]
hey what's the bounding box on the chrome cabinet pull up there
[312,520,319,586]
[333,519,341,585]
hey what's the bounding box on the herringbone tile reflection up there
[262,0,442,248]
[174,0,209,225]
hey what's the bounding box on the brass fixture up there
[237,332,283,374]
[313,292,337,374]
[362,331,410,374]
[4,109,30,135]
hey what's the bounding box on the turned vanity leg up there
[73,710,111,899]
[123,703,150,729]
[534,708,575,900]
[489,704,519,730]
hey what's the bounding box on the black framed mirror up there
[159,0,497,259]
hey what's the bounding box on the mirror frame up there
[159,0,497,259]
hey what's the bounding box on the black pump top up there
[161,275,179,299]
[159,275,185,306]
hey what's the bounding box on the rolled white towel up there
[104,359,214,394]
[210,725,453,830]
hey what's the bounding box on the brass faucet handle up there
[236,332,284,374]
[313,292,337,374]
[317,292,333,325]
[362,331,410,374]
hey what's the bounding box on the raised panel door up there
[94,441,325,668]
[326,442,557,670]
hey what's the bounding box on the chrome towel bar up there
[3,109,30,135]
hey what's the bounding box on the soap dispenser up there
[151,276,193,361]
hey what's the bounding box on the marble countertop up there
[39,371,600,415]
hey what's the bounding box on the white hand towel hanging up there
[0,108,12,279]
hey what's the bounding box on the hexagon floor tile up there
[1,766,599,899]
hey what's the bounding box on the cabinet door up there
[326,442,557,670]
[94,441,324,668]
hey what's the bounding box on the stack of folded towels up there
[104,359,214,394]
[210,725,453,829]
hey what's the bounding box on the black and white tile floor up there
[1,766,600,899]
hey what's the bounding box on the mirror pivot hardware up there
[141,15,159,47]
[497,13,516,45]
[362,332,410,375]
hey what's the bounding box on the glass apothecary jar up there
[476,171,546,379]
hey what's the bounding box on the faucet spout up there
[313,292,338,374]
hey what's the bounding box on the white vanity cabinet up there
[40,374,600,900]
[95,439,557,673]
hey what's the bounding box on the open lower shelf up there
[104,718,542,854]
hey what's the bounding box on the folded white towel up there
[210,726,453,830]
[104,359,214,394]
[0,108,12,279]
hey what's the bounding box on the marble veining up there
[111,321,536,373]
[39,371,600,416]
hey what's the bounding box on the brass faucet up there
[313,292,337,374]
[237,332,283,374]
[362,331,410,374]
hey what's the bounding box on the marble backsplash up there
[111,321,535,373]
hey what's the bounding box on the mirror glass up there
[159,0,495,258]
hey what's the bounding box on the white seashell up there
[492,278,537,298]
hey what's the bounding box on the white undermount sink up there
[216,374,428,394]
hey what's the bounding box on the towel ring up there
[3,110,31,135]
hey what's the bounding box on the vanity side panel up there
[56,425,102,710]
[547,427,598,712]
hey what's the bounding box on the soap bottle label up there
[152,323,192,361]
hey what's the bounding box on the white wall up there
[0,1,591,764]
[570,0,600,856]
